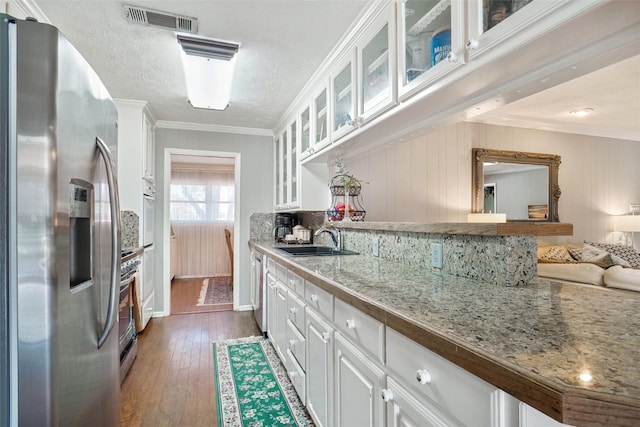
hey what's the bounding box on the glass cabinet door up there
[399,0,463,98]
[300,106,311,159]
[361,23,391,116]
[332,59,356,139]
[282,131,288,207]
[314,87,329,150]
[274,137,282,207]
[289,120,298,206]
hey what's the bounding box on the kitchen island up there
[250,240,640,427]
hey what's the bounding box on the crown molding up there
[156,120,273,137]
[11,0,49,22]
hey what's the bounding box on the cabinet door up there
[275,283,289,362]
[398,0,464,100]
[142,112,155,182]
[274,136,282,208]
[282,130,289,207]
[299,105,312,159]
[312,84,330,152]
[266,274,278,347]
[465,1,597,62]
[520,403,570,427]
[288,119,298,207]
[334,332,385,427]
[358,3,396,123]
[331,54,357,141]
[385,376,462,427]
[306,309,334,427]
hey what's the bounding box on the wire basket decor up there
[327,174,366,222]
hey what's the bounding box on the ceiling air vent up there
[123,4,198,34]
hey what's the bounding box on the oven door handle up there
[120,275,135,287]
[96,136,121,349]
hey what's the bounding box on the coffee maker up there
[274,213,297,241]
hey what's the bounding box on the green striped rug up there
[213,336,313,426]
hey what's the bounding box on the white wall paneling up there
[346,122,640,247]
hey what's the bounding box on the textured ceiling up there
[24,1,640,141]
[32,0,370,131]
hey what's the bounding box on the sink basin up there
[276,246,359,257]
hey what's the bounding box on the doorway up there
[168,154,236,315]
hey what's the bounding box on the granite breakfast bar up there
[249,238,640,426]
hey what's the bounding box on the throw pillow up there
[538,246,575,262]
[585,241,640,268]
[569,244,631,268]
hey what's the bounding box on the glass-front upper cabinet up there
[312,83,331,153]
[358,3,396,124]
[331,2,396,141]
[466,1,599,61]
[398,0,464,100]
[289,120,298,207]
[299,105,312,160]
[331,53,357,141]
[281,130,288,208]
[274,136,282,208]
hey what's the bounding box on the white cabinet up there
[274,282,289,362]
[312,84,330,153]
[266,273,278,348]
[520,402,571,427]
[274,119,300,210]
[305,308,334,427]
[384,375,462,427]
[397,0,465,100]
[140,244,155,329]
[331,2,396,141]
[334,331,385,427]
[114,99,156,244]
[465,0,599,63]
[142,111,155,183]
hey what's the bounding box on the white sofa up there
[537,242,640,291]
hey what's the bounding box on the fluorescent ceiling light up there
[177,35,239,110]
[569,108,593,117]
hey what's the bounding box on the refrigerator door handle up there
[96,136,121,349]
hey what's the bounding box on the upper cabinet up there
[275,118,301,210]
[331,2,397,142]
[398,0,464,100]
[142,111,155,183]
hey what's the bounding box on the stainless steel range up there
[119,249,140,383]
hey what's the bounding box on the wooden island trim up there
[329,221,573,236]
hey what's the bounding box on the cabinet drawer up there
[286,348,306,403]
[275,262,287,283]
[386,328,497,427]
[334,298,384,364]
[287,290,306,334]
[286,319,306,371]
[287,270,305,296]
[304,281,333,321]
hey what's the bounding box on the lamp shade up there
[611,215,640,232]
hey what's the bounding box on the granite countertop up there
[251,240,640,426]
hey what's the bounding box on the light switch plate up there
[431,242,443,268]
[372,236,379,257]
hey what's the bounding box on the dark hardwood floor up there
[120,310,260,426]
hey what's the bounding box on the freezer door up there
[14,18,120,426]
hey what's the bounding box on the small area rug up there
[198,277,233,306]
[213,336,313,427]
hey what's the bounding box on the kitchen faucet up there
[314,225,342,251]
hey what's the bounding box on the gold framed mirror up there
[472,148,561,222]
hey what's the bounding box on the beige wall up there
[346,122,640,247]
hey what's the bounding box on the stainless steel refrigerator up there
[0,15,121,426]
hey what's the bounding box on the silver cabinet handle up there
[96,136,121,349]
[346,319,356,329]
